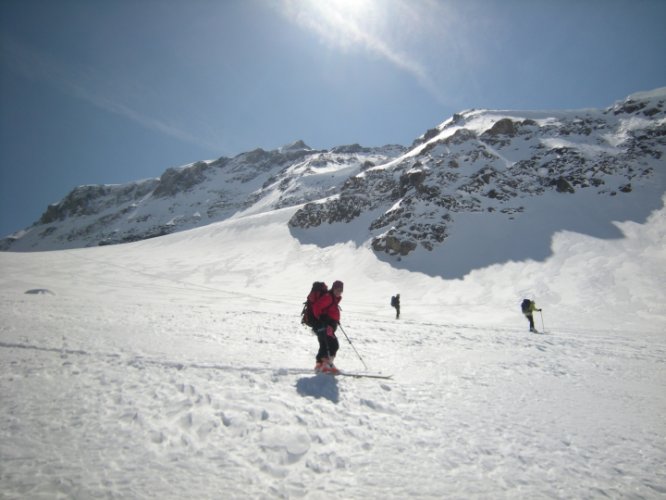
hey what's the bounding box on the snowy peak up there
[613,86,666,115]
[279,139,312,152]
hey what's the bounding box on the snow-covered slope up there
[1,189,665,498]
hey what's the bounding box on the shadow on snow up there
[295,375,340,404]
[289,187,665,279]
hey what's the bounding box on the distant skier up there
[521,299,542,333]
[390,294,401,319]
[312,280,344,374]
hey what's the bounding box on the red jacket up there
[312,292,341,324]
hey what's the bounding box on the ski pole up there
[539,310,545,333]
[337,323,368,371]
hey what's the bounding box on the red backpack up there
[301,282,328,327]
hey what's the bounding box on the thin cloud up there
[278,0,455,105]
[1,35,221,153]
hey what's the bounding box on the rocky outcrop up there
[153,162,210,198]
[39,181,158,223]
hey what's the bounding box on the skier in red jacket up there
[312,280,343,374]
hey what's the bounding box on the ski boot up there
[315,358,340,375]
[323,356,340,375]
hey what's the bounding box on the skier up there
[391,294,401,319]
[312,280,344,374]
[521,299,542,333]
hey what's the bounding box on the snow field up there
[1,200,665,498]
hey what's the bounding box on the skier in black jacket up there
[391,294,400,319]
[521,299,542,333]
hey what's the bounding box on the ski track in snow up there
[1,284,665,499]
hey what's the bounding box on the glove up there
[326,325,335,337]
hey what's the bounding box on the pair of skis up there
[276,367,392,379]
[319,370,392,380]
[339,372,392,380]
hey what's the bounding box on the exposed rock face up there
[153,162,210,198]
[39,182,159,224]
[483,117,519,137]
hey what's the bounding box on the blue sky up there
[1,0,665,238]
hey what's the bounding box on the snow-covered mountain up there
[290,89,666,264]
[1,89,665,498]
[0,140,405,251]
[2,88,665,278]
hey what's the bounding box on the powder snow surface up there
[1,202,665,499]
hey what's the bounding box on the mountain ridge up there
[3,88,665,279]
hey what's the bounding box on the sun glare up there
[308,0,376,30]
[299,0,380,50]
[326,0,372,17]
[280,0,445,103]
